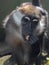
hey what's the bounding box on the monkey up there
[2,1,48,65]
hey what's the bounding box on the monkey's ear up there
[32,0,41,6]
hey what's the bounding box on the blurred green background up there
[0,0,49,36]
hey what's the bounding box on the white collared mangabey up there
[3,1,48,65]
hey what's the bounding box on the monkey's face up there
[21,14,39,36]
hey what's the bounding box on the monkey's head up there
[16,2,45,37]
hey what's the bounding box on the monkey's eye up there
[23,16,30,22]
[32,19,38,22]
[32,18,39,24]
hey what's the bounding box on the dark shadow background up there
[0,0,49,36]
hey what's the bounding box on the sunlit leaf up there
[46,57,49,61]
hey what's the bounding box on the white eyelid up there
[25,17,30,21]
[32,19,38,22]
